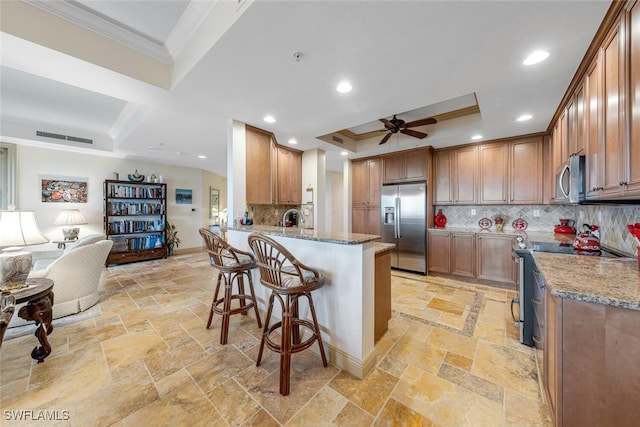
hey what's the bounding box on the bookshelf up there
[104,180,167,265]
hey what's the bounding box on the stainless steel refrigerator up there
[381,182,427,274]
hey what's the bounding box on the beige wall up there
[12,144,225,251]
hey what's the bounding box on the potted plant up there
[165,221,181,256]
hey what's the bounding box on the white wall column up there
[227,119,246,226]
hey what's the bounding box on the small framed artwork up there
[41,176,88,203]
[210,187,220,220]
[176,188,192,204]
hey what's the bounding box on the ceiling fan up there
[377,115,437,145]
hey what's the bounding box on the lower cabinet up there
[427,230,512,284]
[543,287,640,426]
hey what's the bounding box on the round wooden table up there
[12,278,55,363]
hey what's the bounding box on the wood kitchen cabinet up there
[276,146,302,204]
[543,289,640,426]
[427,230,476,279]
[476,233,515,284]
[478,143,508,204]
[625,0,640,196]
[435,136,542,206]
[382,148,427,184]
[352,158,382,235]
[246,125,302,205]
[246,125,276,205]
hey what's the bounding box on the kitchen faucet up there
[282,208,305,227]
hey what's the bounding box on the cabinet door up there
[600,18,625,198]
[544,289,560,425]
[510,137,543,204]
[575,84,586,156]
[478,143,508,204]
[476,234,515,284]
[246,127,273,204]
[383,154,404,183]
[454,146,478,204]
[276,147,302,204]
[404,153,426,182]
[367,158,382,205]
[352,206,380,235]
[352,207,366,234]
[451,232,474,277]
[626,0,640,196]
[434,150,453,205]
[366,206,381,235]
[585,56,603,198]
[352,160,367,207]
[427,231,450,274]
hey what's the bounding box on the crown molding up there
[25,0,174,63]
[165,1,220,60]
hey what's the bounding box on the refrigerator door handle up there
[396,197,401,238]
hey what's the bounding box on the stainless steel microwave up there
[556,154,585,203]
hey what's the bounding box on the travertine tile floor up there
[1,253,551,426]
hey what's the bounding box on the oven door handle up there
[510,298,520,322]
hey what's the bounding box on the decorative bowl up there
[128,172,145,182]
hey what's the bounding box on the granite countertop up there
[427,227,575,244]
[532,251,640,310]
[226,225,380,245]
[373,242,395,254]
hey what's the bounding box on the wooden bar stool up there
[199,228,262,344]
[247,232,327,396]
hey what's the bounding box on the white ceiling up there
[0,0,611,175]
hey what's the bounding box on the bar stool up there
[247,232,327,396]
[199,228,262,344]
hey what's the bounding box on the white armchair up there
[31,233,107,271]
[9,239,113,327]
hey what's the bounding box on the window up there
[0,143,16,209]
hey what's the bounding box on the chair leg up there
[220,273,232,345]
[246,272,262,328]
[307,293,328,367]
[207,271,223,329]
[280,297,293,396]
[237,273,247,315]
[257,293,274,367]
[291,296,301,345]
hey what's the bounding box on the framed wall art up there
[41,176,88,203]
[176,188,192,204]
[210,187,220,221]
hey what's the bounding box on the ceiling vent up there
[36,131,93,145]
[332,135,344,144]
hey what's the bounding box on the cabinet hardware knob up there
[619,181,628,186]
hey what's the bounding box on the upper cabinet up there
[276,146,302,204]
[435,136,543,205]
[245,125,302,205]
[382,149,427,183]
[556,2,640,201]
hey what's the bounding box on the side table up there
[11,278,55,363]
[52,238,77,249]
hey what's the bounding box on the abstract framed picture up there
[176,188,192,204]
[41,176,88,203]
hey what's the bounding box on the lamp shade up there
[54,209,87,226]
[0,210,49,247]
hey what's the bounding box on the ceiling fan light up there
[523,50,549,65]
[336,81,352,93]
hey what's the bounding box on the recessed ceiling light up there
[288,138,297,145]
[340,151,349,156]
[471,134,483,140]
[336,81,352,93]
[516,114,533,122]
[263,115,276,123]
[523,50,549,65]
[176,151,185,155]
[198,155,207,159]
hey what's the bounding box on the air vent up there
[332,135,344,144]
[36,131,93,145]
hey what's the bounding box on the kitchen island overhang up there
[226,225,381,379]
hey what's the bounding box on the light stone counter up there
[373,242,395,254]
[532,251,640,310]
[226,225,380,245]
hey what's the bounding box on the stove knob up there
[518,242,527,249]
[515,235,524,243]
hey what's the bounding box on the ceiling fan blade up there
[401,129,428,139]
[379,133,392,145]
[406,117,437,128]
[379,118,394,129]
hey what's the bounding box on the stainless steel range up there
[510,234,624,347]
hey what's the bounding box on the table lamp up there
[54,209,87,240]
[0,209,49,290]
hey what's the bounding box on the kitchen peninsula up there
[226,225,389,379]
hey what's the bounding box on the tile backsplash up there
[435,204,640,256]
